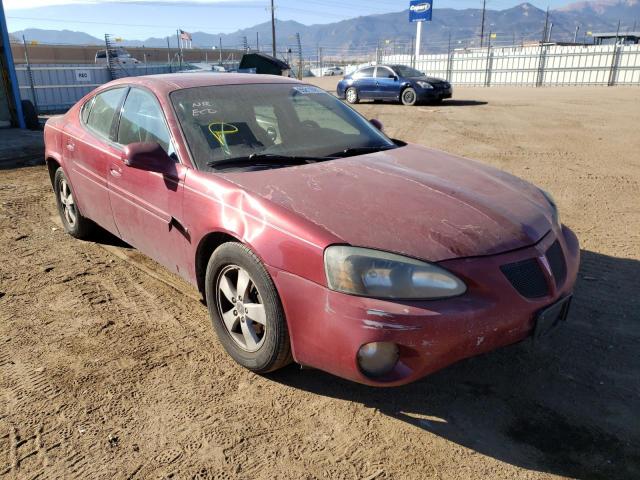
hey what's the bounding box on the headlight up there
[416,81,433,89]
[540,189,560,226]
[324,246,466,299]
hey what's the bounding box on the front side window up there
[171,83,395,171]
[375,67,395,78]
[86,88,126,139]
[117,88,171,152]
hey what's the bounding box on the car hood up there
[413,76,447,84]
[221,145,553,262]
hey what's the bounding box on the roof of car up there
[108,73,301,94]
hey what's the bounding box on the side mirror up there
[369,119,384,131]
[122,142,175,176]
[389,74,398,81]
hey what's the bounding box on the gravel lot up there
[1,83,639,480]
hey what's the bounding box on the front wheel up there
[401,87,418,106]
[205,242,292,373]
[54,168,94,239]
[346,87,359,104]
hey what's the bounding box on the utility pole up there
[547,22,554,43]
[176,29,182,70]
[480,0,487,48]
[574,25,580,43]
[166,37,171,68]
[256,32,259,52]
[270,0,276,57]
[541,7,550,44]
[295,32,302,80]
[219,37,222,65]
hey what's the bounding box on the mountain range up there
[10,1,640,55]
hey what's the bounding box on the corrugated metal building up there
[0,0,24,128]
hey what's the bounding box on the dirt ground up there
[1,83,639,480]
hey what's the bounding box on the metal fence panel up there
[16,63,173,112]
[383,44,640,87]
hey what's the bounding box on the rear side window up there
[117,88,171,152]
[80,97,94,124]
[86,88,126,139]
[354,67,374,78]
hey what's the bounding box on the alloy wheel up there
[346,88,357,103]
[403,89,416,105]
[59,178,77,227]
[215,265,267,352]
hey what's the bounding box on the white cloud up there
[4,0,254,10]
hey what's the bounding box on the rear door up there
[63,87,127,234]
[354,67,376,99]
[107,87,190,276]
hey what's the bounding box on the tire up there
[53,168,94,239]
[205,242,292,373]
[21,100,39,130]
[345,87,359,104]
[401,87,418,106]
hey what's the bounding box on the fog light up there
[357,342,399,377]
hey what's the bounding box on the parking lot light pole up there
[415,20,422,59]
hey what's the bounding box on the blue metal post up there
[0,0,25,128]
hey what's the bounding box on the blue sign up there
[409,0,433,22]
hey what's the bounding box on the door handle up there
[109,165,122,178]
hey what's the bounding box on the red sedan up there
[44,74,579,386]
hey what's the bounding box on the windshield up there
[392,66,424,78]
[171,83,395,171]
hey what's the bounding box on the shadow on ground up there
[88,225,131,248]
[438,99,488,107]
[272,250,640,480]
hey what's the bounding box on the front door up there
[107,87,190,276]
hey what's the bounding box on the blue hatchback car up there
[337,64,452,106]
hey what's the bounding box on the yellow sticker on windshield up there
[208,122,238,156]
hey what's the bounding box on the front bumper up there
[269,225,580,387]
[417,85,452,101]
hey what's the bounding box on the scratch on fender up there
[362,319,421,331]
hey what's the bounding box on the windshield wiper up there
[334,145,397,157]
[207,153,336,170]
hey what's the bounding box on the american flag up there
[179,29,192,41]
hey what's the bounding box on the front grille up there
[546,240,567,287]
[500,258,549,299]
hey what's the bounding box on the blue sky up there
[5,0,577,39]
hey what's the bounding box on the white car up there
[324,66,344,76]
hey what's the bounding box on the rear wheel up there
[346,87,359,104]
[205,242,292,373]
[401,87,418,106]
[54,168,93,239]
